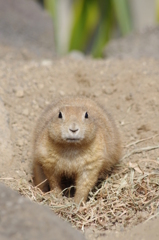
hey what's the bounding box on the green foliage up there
[157,0,159,22]
[112,0,131,35]
[44,0,59,51]
[69,0,132,57]
[44,0,132,57]
[69,0,110,57]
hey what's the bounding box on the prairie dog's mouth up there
[66,138,81,142]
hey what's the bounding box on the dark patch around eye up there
[58,111,62,118]
[85,112,88,118]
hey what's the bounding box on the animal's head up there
[48,106,97,145]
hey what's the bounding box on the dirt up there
[0,44,159,239]
[104,26,159,60]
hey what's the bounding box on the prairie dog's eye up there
[85,112,88,119]
[58,111,62,118]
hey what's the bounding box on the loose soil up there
[0,47,159,239]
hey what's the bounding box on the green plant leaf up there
[112,0,132,35]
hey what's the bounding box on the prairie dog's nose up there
[69,128,79,133]
[69,122,79,133]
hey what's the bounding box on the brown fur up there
[33,96,122,203]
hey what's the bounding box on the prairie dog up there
[33,96,122,203]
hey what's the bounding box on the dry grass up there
[2,139,159,232]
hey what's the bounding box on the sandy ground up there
[0,47,159,239]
